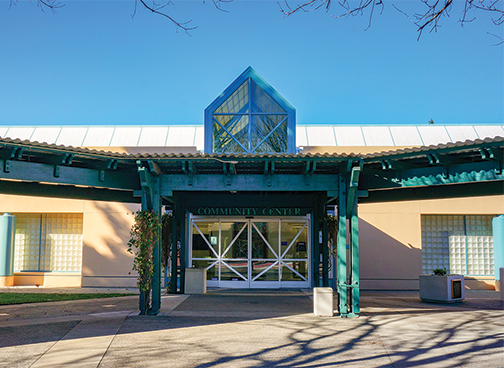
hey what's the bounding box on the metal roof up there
[1,124,502,151]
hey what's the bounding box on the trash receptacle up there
[185,268,207,294]
[314,287,333,316]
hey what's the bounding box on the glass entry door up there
[190,217,310,288]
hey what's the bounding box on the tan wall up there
[358,195,504,290]
[359,201,422,290]
[81,201,139,288]
[2,193,503,290]
[0,194,140,288]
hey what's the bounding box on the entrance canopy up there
[0,135,503,316]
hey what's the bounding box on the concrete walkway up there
[0,289,502,368]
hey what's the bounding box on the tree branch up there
[137,0,197,34]
[280,0,504,40]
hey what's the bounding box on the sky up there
[0,0,503,126]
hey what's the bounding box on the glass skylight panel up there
[252,116,287,153]
[0,127,10,138]
[110,127,142,146]
[206,69,295,154]
[82,127,115,146]
[474,125,504,140]
[255,124,288,153]
[137,127,169,146]
[305,126,336,146]
[334,127,365,146]
[214,130,246,154]
[362,126,394,146]
[446,126,479,143]
[229,116,249,138]
[4,127,35,141]
[215,80,249,114]
[166,126,196,147]
[30,127,61,144]
[56,127,88,147]
[417,126,451,146]
[296,126,307,147]
[251,80,285,113]
[389,126,423,146]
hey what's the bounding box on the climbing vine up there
[161,213,174,292]
[327,214,338,251]
[127,210,159,314]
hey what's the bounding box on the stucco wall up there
[0,194,139,288]
[2,193,503,290]
[359,195,504,290]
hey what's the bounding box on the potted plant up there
[419,268,465,303]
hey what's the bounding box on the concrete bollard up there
[314,287,334,316]
[184,268,207,294]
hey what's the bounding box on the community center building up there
[1,67,503,315]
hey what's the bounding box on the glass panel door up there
[280,221,309,287]
[250,221,280,288]
[190,216,310,288]
[220,221,249,287]
[191,221,220,287]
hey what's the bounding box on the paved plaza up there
[0,288,502,368]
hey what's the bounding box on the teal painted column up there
[337,176,347,315]
[170,208,178,294]
[179,210,187,293]
[322,201,329,287]
[493,215,504,280]
[311,208,320,288]
[349,199,360,316]
[0,213,16,286]
[137,162,161,314]
[149,177,161,314]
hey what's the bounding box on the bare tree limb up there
[8,0,504,40]
[280,0,504,40]
[137,0,197,34]
[10,0,64,14]
[488,32,504,45]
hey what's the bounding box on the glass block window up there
[13,213,83,272]
[13,214,42,272]
[421,215,495,276]
[205,67,295,154]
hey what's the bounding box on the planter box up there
[419,274,465,303]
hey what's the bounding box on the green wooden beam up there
[160,174,340,193]
[0,158,138,190]
[363,161,503,190]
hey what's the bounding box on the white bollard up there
[314,287,334,317]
